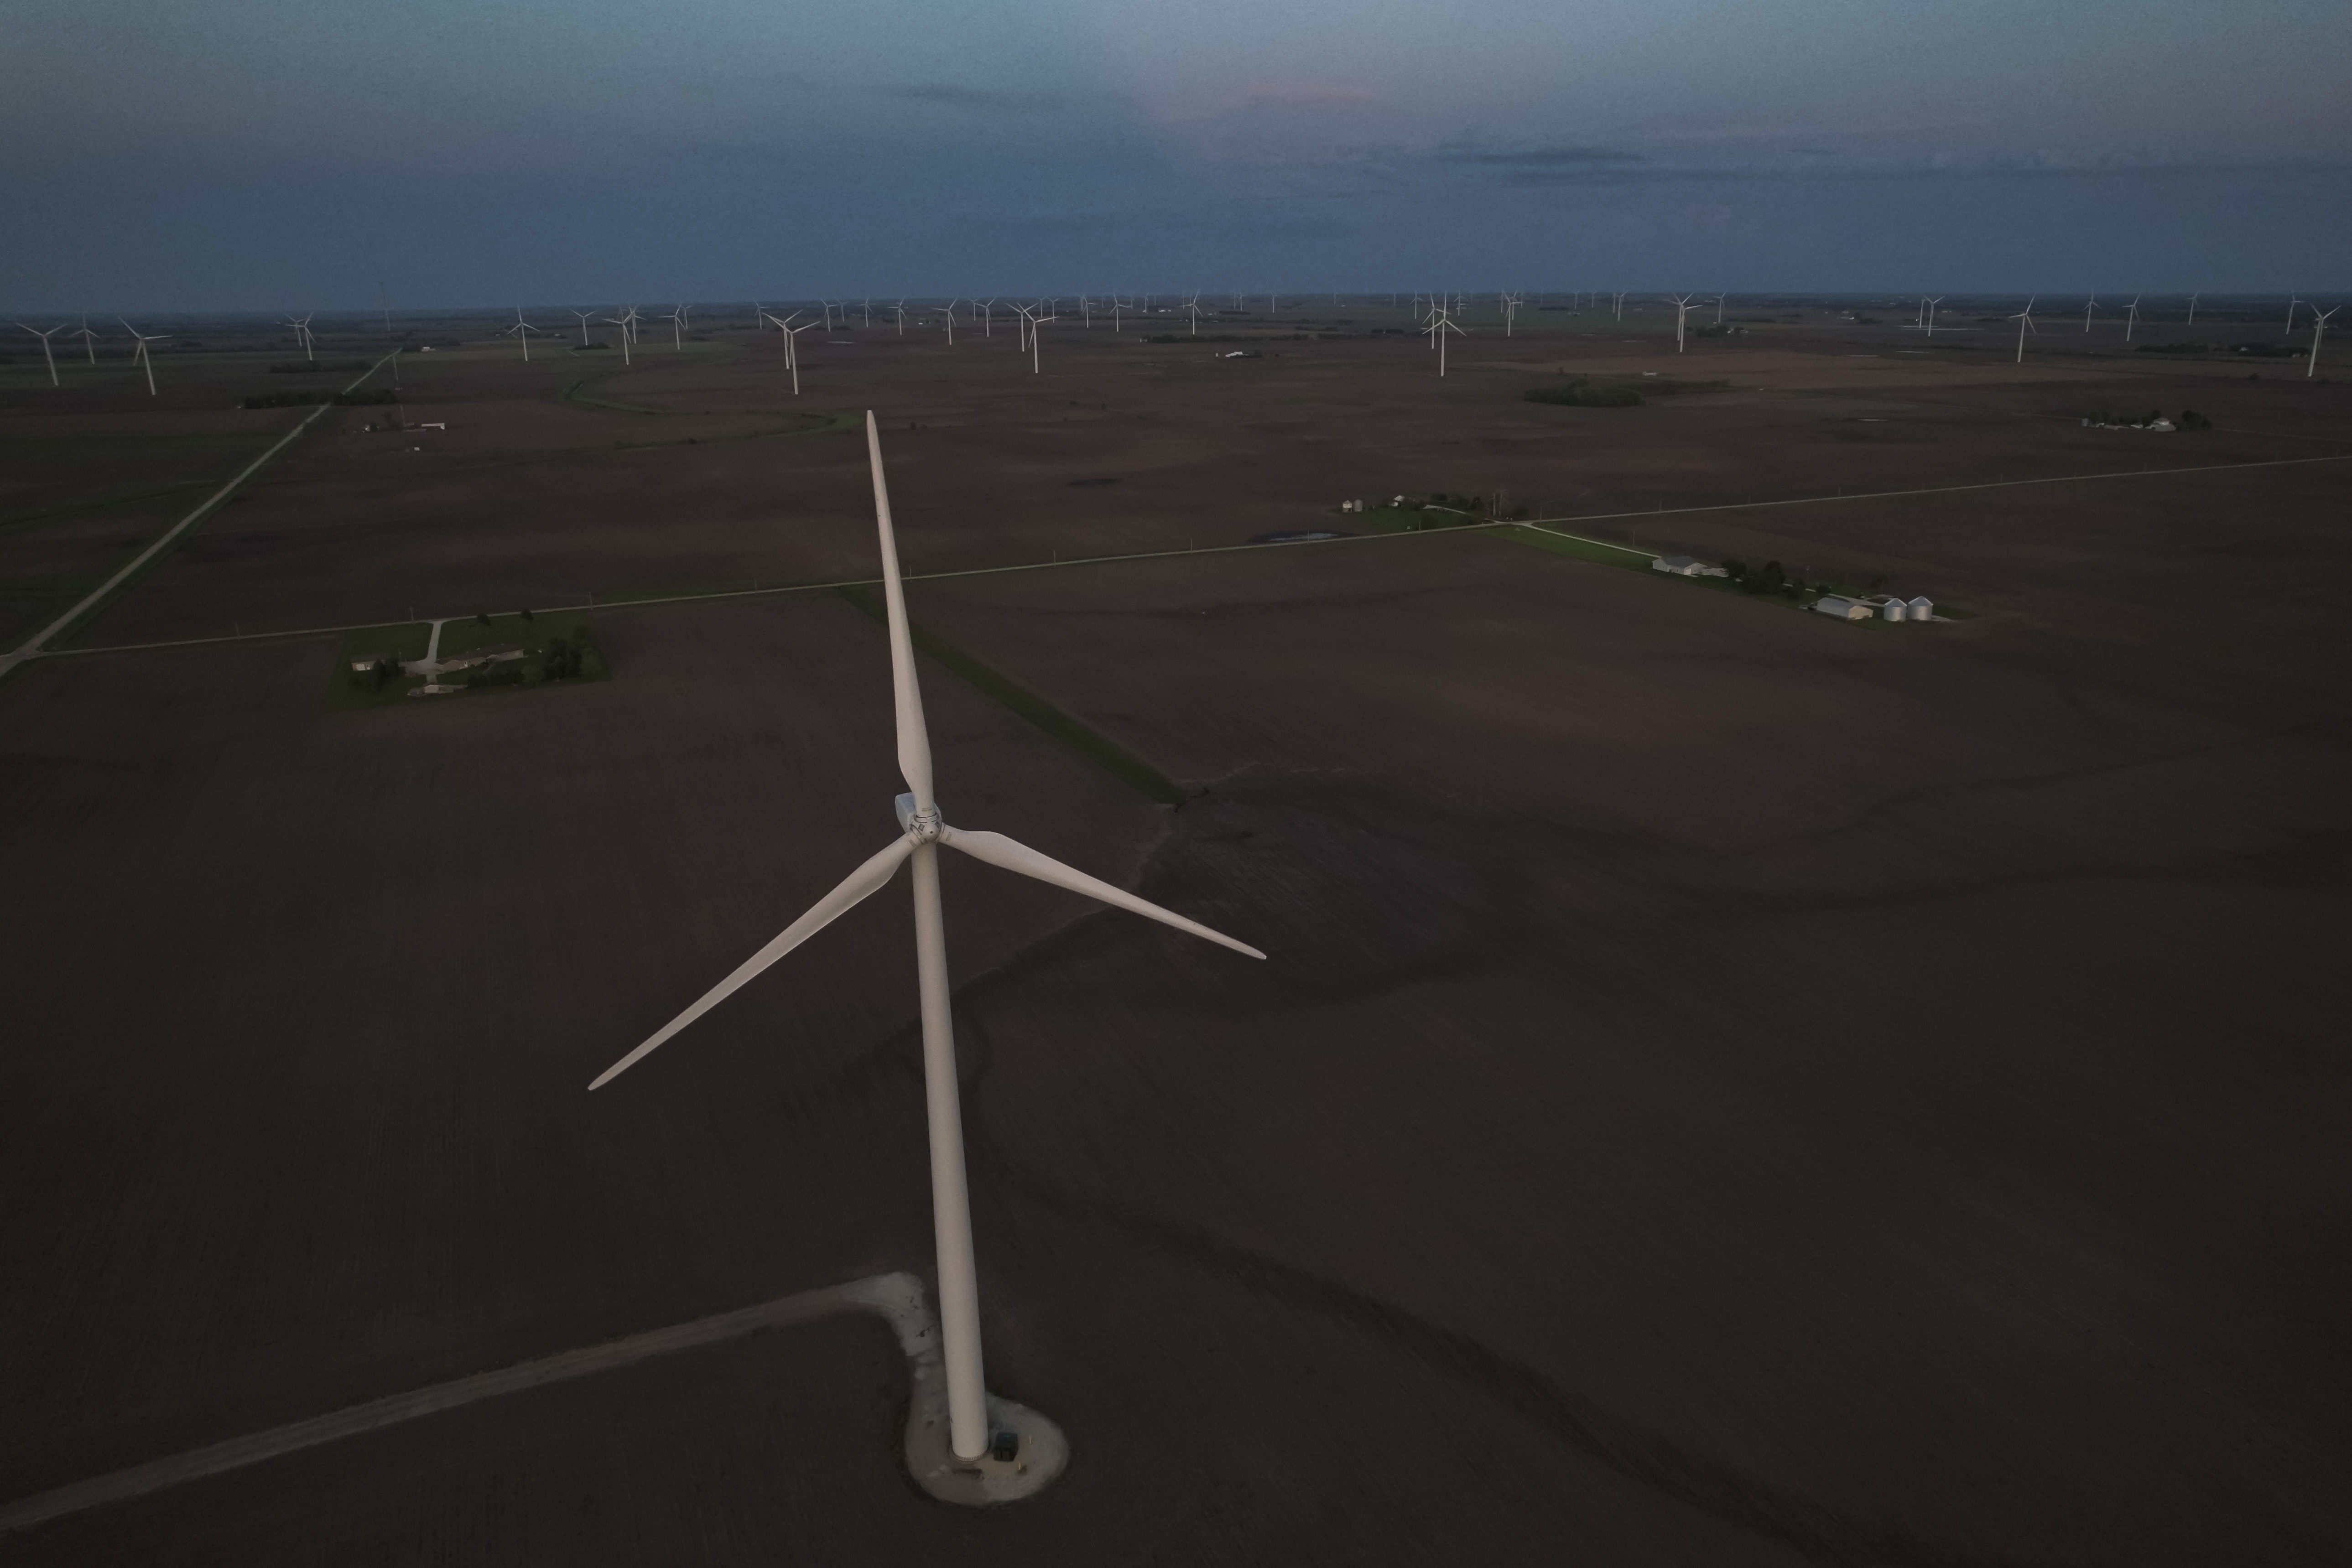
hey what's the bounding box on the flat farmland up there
[3,302,2349,1563]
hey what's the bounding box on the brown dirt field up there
[3,305,2349,1563]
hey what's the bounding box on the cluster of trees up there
[2081,408,2210,430]
[1719,560,1821,600]
[541,632,596,681]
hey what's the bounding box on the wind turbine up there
[1668,294,1695,353]
[893,301,909,336]
[602,313,634,366]
[2286,293,2300,331]
[1713,293,1727,324]
[119,320,168,395]
[2123,294,2142,342]
[506,310,546,362]
[284,314,317,362]
[73,318,99,364]
[938,301,956,345]
[978,299,996,338]
[2309,304,2339,378]
[2186,292,2200,326]
[2083,294,2097,332]
[571,309,596,344]
[1612,291,1626,321]
[1423,303,1465,376]
[665,307,687,349]
[1924,296,1944,337]
[2009,296,2037,363]
[17,322,66,386]
[1019,305,1056,372]
[589,411,1262,1464]
[1185,293,1204,336]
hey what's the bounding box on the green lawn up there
[327,610,608,712]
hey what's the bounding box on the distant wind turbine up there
[2286,293,2300,331]
[892,300,908,336]
[506,310,546,362]
[1668,294,1695,353]
[1713,293,1727,324]
[1185,293,1204,336]
[602,313,634,366]
[978,298,996,338]
[284,315,317,362]
[938,301,956,345]
[2309,304,2339,378]
[119,319,169,395]
[74,318,99,364]
[17,322,66,386]
[2186,292,2200,326]
[1924,296,1944,337]
[571,309,596,344]
[665,307,687,349]
[1423,302,1465,376]
[2009,296,2038,363]
[2123,294,2142,343]
[2083,294,2098,332]
[587,412,1262,1465]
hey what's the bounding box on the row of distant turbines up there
[17,292,2342,395]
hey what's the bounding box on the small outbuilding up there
[1652,555,1729,578]
[1811,594,1873,620]
[1865,595,1905,622]
[1906,596,1935,621]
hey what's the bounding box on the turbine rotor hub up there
[895,793,944,842]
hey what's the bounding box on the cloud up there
[1435,144,1645,168]
[886,81,1065,113]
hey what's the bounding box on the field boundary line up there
[0,1272,931,1535]
[1524,450,2352,531]
[0,352,400,680]
[27,448,2352,665]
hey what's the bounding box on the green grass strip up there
[836,585,1188,807]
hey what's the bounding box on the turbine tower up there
[2309,304,2339,378]
[589,412,1263,1465]
[2123,294,2142,343]
[2009,297,2037,363]
[1668,294,1695,353]
[2083,294,2097,333]
[506,310,546,362]
[119,320,169,395]
[1924,296,1944,337]
[16,322,66,386]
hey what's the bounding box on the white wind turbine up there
[2083,294,2097,333]
[1612,292,1626,320]
[893,301,909,336]
[506,310,546,362]
[978,299,996,338]
[2009,296,2037,363]
[284,314,317,362]
[590,411,1263,1464]
[2285,293,2300,331]
[2308,304,2338,378]
[1668,294,1695,352]
[665,307,687,349]
[1423,302,1465,376]
[2123,293,2142,342]
[1924,296,1944,337]
[602,313,634,366]
[938,301,957,345]
[2186,292,2200,326]
[1017,305,1056,372]
[571,309,597,345]
[73,318,99,364]
[1185,293,1204,336]
[17,322,66,386]
[1712,293,1727,324]
[119,320,169,395]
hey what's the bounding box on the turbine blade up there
[940,826,1264,960]
[588,834,916,1090]
[864,412,934,809]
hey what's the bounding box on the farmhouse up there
[1652,555,1729,578]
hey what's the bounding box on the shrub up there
[2179,409,2213,431]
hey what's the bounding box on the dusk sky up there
[7,0,2349,312]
